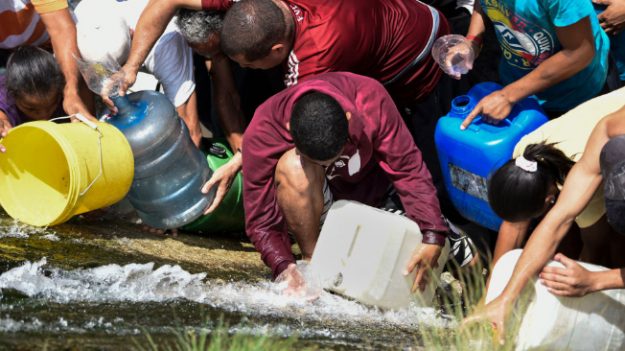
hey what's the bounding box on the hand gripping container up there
[107,92,213,229]
[486,249,625,351]
[182,139,245,234]
[434,82,548,231]
[308,200,450,310]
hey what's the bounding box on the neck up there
[274,0,295,51]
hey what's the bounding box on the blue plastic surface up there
[107,92,212,229]
[434,82,548,231]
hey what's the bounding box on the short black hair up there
[221,0,286,61]
[290,92,348,162]
[176,8,224,44]
[488,142,574,222]
[6,46,64,101]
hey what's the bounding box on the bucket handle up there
[49,114,104,197]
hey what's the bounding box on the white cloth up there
[74,0,195,107]
[456,0,474,13]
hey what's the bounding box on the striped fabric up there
[0,0,67,49]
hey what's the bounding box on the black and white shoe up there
[445,218,476,267]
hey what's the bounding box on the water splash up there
[0,259,450,329]
[0,219,53,239]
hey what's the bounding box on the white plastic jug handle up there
[73,113,99,130]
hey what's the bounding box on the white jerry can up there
[308,200,450,310]
[486,249,625,351]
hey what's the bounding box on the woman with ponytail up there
[488,142,585,265]
[466,90,625,334]
[487,87,625,268]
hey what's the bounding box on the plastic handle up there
[473,116,512,127]
[74,113,99,130]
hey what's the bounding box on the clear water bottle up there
[431,34,475,79]
[107,92,214,229]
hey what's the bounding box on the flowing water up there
[0,213,455,350]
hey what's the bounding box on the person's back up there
[221,0,449,102]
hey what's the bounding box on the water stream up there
[0,214,454,350]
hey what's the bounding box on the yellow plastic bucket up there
[0,119,134,226]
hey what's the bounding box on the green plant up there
[133,319,315,351]
[417,258,532,351]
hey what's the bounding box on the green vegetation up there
[418,259,532,351]
[133,321,316,351]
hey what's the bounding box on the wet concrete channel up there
[0,212,454,350]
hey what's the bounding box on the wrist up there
[274,260,296,280]
[421,230,447,246]
[63,85,80,97]
[466,34,483,50]
[497,88,519,105]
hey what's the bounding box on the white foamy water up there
[0,316,126,333]
[0,259,450,329]
[0,220,53,239]
[0,220,55,239]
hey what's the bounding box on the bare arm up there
[200,54,245,214]
[462,17,596,128]
[209,54,245,152]
[466,1,488,55]
[492,220,531,267]
[121,0,203,91]
[464,109,625,334]
[176,91,202,147]
[500,18,595,107]
[39,9,95,119]
[500,108,625,302]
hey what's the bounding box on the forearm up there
[176,92,201,144]
[500,19,595,105]
[210,57,245,152]
[466,1,487,54]
[126,0,203,72]
[40,10,81,95]
[468,1,486,36]
[593,269,625,292]
[500,213,574,301]
[500,50,592,104]
[492,221,529,267]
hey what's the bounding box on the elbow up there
[571,43,595,73]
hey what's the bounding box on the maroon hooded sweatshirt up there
[242,72,449,278]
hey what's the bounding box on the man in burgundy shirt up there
[243,72,450,289]
[120,0,455,215]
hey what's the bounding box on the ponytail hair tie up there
[515,155,537,172]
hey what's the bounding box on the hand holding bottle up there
[432,34,476,80]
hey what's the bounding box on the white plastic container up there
[308,200,450,310]
[486,249,625,351]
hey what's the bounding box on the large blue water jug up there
[434,82,548,231]
[107,91,213,229]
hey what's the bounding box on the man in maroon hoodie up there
[243,72,451,290]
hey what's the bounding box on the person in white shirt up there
[74,0,201,146]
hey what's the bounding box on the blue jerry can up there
[434,82,548,231]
